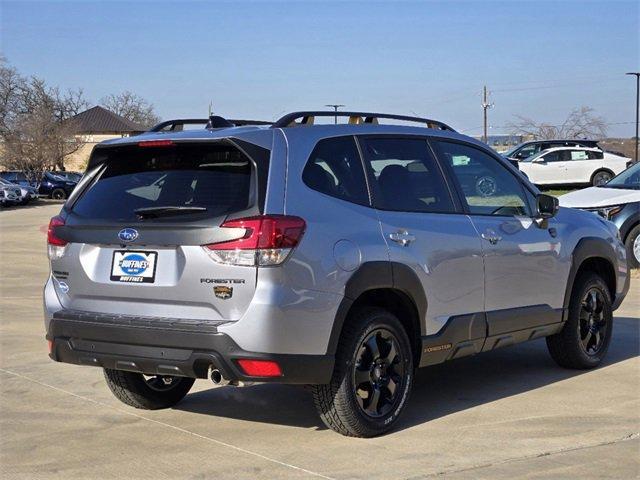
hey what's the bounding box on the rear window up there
[72,142,262,221]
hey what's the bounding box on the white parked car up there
[518,147,630,186]
[559,162,640,267]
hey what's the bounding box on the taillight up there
[236,359,282,377]
[203,215,305,266]
[47,215,68,260]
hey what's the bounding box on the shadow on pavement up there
[175,316,639,432]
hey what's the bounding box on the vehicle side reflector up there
[47,340,53,354]
[236,359,282,377]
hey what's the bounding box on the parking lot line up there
[0,367,336,480]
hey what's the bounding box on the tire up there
[624,224,640,269]
[591,170,613,186]
[312,307,413,437]
[103,369,195,410]
[546,272,613,369]
[51,188,67,200]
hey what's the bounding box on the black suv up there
[39,172,78,199]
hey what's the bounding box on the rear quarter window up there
[302,136,369,206]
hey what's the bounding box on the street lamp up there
[627,72,640,164]
[325,104,345,124]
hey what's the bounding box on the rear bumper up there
[47,310,334,384]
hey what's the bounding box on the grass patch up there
[539,188,573,198]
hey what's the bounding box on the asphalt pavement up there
[1,202,638,479]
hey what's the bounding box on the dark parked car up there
[39,172,78,199]
[50,171,82,183]
[0,171,38,188]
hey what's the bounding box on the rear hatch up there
[49,139,270,322]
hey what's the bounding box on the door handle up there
[389,230,416,246]
[481,231,502,245]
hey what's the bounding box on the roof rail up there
[271,111,456,131]
[149,116,271,132]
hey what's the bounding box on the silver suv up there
[44,112,630,437]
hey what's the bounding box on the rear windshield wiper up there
[134,206,207,218]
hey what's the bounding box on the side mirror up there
[532,156,545,163]
[536,194,559,219]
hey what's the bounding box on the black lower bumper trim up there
[47,314,334,385]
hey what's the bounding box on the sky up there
[1,0,638,137]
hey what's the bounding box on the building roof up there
[69,106,145,134]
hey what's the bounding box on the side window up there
[542,151,562,162]
[302,136,369,206]
[569,150,589,161]
[515,144,539,159]
[358,137,455,213]
[432,140,531,217]
[588,150,604,160]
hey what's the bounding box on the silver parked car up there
[0,184,22,207]
[44,112,630,437]
[0,177,37,205]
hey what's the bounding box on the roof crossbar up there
[149,116,271,132]
[271,111,455,131]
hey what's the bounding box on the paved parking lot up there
[1,203,639,480]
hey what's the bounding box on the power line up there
[460,121,635,134]
[423,75,627,108]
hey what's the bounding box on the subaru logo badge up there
[118,228,139,242]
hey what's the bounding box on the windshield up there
[504,145,521,157]
[605,163,640,189]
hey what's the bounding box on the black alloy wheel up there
[51,188,67,200]
[578,288,609,357]
[142,374,186,392]
[352,328,405,418]
[312,307,413,437]
[546,272,613,369]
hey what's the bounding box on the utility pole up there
[325,104,345,124]
[481,86,493,144]
[626,73,640,164]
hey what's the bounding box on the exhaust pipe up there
[210,368,231,386]
[210,367,253,387]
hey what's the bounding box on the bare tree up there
[507,106,608,140]
[101,91,161,128]
[0,58,88,177]
[0,57,25,135]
